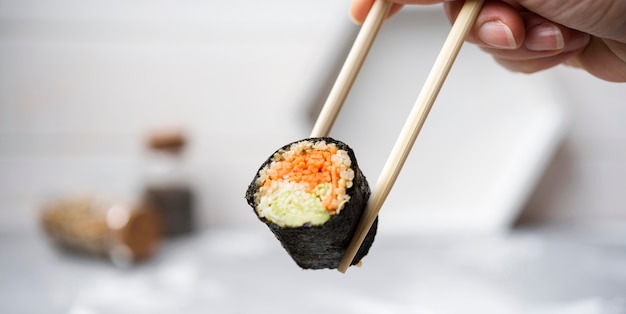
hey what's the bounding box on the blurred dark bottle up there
[142,128,195,237]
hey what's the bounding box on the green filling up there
[258,182,331,227]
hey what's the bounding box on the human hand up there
[350,0,626,82]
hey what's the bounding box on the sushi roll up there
[245,137,377,269]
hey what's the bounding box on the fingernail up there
[525,23,564,51]
[478,21,517,49]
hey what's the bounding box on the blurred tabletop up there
[2,223,626,314]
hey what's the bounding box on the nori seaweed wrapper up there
[245,137,377,269]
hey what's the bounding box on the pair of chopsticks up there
[310,0,485,273]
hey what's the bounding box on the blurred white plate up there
[330,7,567,234]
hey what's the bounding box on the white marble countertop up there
[2,223,625,314]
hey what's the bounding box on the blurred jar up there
[40,195,161,266]
[142,128,196,237]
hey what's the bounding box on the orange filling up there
[263,147,341,213]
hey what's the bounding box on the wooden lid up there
[146,128,187,152]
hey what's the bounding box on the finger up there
[516,0,626,42]
[444,0,525,49]
[521,13,579,52]
[486,27,591,74]
[349,0,374,24]
[491,49,584,74]
[570,38,626,82]
[387,0,443,4]
[349,0,405,24]
[479,26,590,61]
[387,3,406,20]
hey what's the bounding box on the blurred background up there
[1,0,625,313]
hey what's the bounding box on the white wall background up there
[1,0,624,235]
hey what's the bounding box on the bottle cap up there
[146,128,187,153]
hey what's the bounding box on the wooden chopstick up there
[310,0,393,138]
[338,0,486,273]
